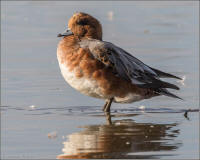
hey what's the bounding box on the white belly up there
[114,93,143,103]
[59,64,143,102]
[58,62,107,99]
[57,52,142,103]
[58,63,143,103]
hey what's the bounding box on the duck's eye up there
[77,19,88,25]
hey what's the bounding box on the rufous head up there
[58,12,102,40]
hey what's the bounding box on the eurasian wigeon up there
[57,12,182,112]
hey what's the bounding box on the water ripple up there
[1,105,199,117]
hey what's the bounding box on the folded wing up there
[79,39,182,99]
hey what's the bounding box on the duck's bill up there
[57,29,73,37]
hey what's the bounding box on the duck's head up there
[58,12,102,40]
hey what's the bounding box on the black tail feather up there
[150,67,182,80]
[157,79,180,90]
[139,79,180,90]
[157,88,183,100]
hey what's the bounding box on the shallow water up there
[1,1,199,159]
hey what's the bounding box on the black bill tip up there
[57,33,63,37]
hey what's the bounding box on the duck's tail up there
[156,88,183,100]
[150,67,182,80]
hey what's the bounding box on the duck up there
[57,12,182,112]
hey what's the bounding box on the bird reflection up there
[57,113,181,159]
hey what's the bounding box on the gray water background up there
[1,1,199,159]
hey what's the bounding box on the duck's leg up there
[105,112,112,125]
[102,100,108,111]
[103,98,114,112]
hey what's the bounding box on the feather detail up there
[79,38,181,99]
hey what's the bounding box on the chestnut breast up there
[57,36,151,102]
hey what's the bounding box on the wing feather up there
[79,39,180,91]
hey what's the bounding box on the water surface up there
[1,1,199,159]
